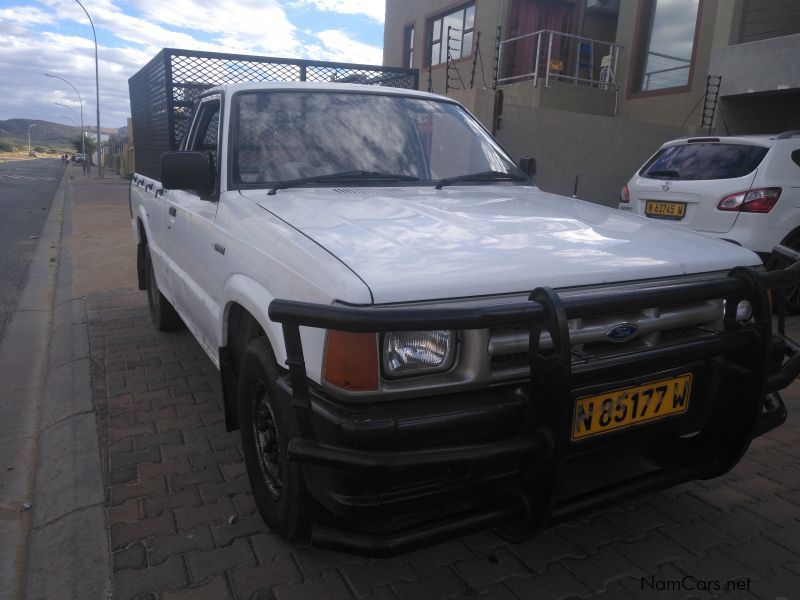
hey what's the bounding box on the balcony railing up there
[496,30,622,89]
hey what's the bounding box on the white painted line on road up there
[0,175,59,182]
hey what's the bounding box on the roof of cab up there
[202,81,450,102]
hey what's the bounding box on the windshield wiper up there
[267,170,420,195]
[434,170,529,190]
[647,169,681,179]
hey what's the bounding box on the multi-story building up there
[384,0,800,205]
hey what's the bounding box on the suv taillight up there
[619,184,630,204]
[717,187,781,213]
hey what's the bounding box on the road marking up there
[0,175,59,182]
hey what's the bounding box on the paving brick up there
[611,530,694,572]
[273,571,354,600]
[452,547,530,594]
[342,558,418,597]
[506,562,592,600]
[200,474,252,503]
[293,546,367,579]
[605,503,680,537]
[110,465,138,486]
[174,497,235,531]
[161,438,212,460]
[134,429,184,450]
[673,548,751,588]
[563,546,644,595]
[155,413,204,434]
[138,456,192,482]
[112,445,162,469]
[150,525,215,563]
[647,494,719,526]
[115,554,188,600]
[112,478,168,506]
[590,580,637,600]
[233,492,257,517]
[719,535,796,576]
[250,532,305,563]
[690,483,758,512]
[110,424,156,443]
[558,515,636,555]
[403,539,473,576]
[659,518,737,553]
[704,507,779,543]
[209,512,265,547]
[143,487,202,518]
[507,528,585,573]
[135,406,177,425]
[230,557,303,600]
[113,543,147,572]
[160,575,233,600]
[750,566,799,600]
[744,495,800,525]
[186,537,256,583]
[392,566,469,600]
[190,445,240,469]
[619,563,712,600]
[460,530,509,556]
[112,511,176,549]
[726,474,789,500]
[110,437,135,454]
[221,461,248,480]
[764,521,800,555]
[108,394,133,413]
[169,466,223,493]
[109,498,141,525]
[360,585,401,600]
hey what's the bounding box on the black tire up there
[144,247,181,331]
[238,337,313,541]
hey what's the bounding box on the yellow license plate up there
[572,374,692,441]
[645,200,686,220]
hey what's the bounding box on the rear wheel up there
[145,247,181,331]
[238,337,313,540]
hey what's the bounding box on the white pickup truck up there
[129,51,800,556]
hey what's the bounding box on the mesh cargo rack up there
[128,48,420,180]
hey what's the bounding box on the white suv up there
[619,133,800,266]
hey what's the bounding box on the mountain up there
[0,118,118,150]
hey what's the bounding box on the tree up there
[72,135,96,156]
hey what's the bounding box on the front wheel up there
[238,337,313,541]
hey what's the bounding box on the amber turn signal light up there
[322,330,379,391]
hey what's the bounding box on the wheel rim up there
[251,380,282,500]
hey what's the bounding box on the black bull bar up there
[267,246,800,555]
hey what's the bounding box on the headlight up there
[382,330,456,377]
[722,299,754,322]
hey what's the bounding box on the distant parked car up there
[619,131,800,308]
[28,151,38,157]
[73,153,84,163]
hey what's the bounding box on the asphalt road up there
[0,158,66,343]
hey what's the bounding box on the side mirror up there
[161,151,214,194]
[518,156,536,178]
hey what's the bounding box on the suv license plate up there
[645,200,686,220]
[571,374,692,441]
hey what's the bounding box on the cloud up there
[0,1,385,128]
[290,0,385,23]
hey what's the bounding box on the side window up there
[792,149,800,168]
[189,100,221,170]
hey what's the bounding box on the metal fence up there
[496,30,621,89]
[128,48,419,180]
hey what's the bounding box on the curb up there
[20,173,112,599]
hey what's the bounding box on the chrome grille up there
[488,299,722,383]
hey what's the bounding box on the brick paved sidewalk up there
[87,286,800,600]
[67,173,800,600]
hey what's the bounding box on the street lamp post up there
[74,0,102,178]
[45,73,85,173]
[28,123,38,154]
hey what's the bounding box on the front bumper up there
[267,246,800,556]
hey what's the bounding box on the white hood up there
[245,186,762,304]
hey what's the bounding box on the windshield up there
[640,143,769,180]
[231,90,521,186]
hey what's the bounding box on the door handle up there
[168,206,177,217]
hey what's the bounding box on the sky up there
[0,0,386,129]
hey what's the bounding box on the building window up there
[404,24,415,68]
[634,0,700,92]
[428,4,475,66]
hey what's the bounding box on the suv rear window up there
[640,143,769,180]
